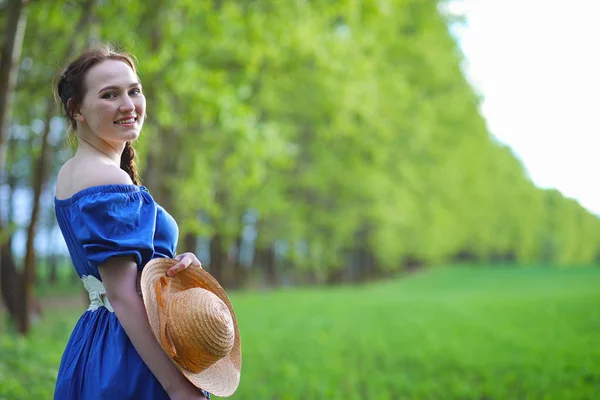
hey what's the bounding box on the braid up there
[121,141,140,185]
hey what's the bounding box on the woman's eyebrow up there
[98,82,140,94]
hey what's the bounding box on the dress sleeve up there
[74,190,157,274]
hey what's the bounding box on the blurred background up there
[1,0,599,399]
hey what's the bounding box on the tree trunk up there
[182,232,197,255]
[48,252,58,284]
[22,98,54,333]
[0,238,20,320]
[0,138,24,330]
[325,267,345,285]
[229,235,247,289]
[0,0,28,330]
[256,245,277,287]
[0,0,28,186]
[355,224,377,282]
[209,233,225,285]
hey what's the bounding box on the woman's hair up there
[54,43,141,185]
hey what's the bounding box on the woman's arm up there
[99,256,207,399]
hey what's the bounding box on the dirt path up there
[0,295,85,315]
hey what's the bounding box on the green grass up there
[1,266,599,399]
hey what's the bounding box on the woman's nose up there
[119,97,135,113]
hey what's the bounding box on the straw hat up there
[140,258,241,397]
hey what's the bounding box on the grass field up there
[1,265,599,399]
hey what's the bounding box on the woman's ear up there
[68,98,85,122]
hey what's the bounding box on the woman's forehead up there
[85,59,139,89]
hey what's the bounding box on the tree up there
[0,0,29,334]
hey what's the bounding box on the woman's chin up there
[112,129,141,143]
[94,127,142,145]
[125,131,141,142]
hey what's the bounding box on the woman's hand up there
[167,252,202,276]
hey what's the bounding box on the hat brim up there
[140,258,241,397]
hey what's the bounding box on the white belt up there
[82,275,114,313]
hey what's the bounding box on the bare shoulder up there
[56,157,133,200]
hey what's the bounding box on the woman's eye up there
[129,88,141,96]
[102,92,116,99]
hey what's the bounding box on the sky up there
[445,0,600,215]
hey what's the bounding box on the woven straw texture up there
[141,258,241,397]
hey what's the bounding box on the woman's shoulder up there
[56,158,134,201]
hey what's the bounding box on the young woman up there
[53,44,210,399]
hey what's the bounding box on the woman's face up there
[74,59,146,143]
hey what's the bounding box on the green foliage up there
[1,266,600,399]
[11,0,600,277]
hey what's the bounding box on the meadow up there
[1,265,599,399]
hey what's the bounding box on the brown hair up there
[54,43,141,185]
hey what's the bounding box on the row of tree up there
[1,0,599,334]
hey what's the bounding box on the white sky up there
[446,0,600,215]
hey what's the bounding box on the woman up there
[53,44,210,399]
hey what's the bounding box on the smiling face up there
[73,59,146,143]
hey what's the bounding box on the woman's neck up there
[75,132,123,165]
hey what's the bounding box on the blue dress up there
[53,184,207,400]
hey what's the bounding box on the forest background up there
[1,1,599,399]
